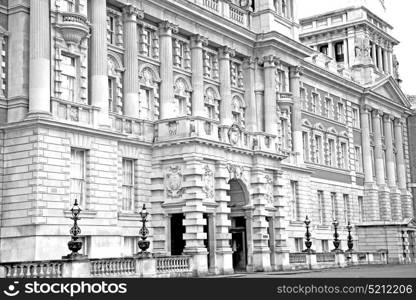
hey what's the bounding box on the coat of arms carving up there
[202,165,215,199]
[165,166,184,198]
[228,124,241,146]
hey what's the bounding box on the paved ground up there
[207,264,416,278]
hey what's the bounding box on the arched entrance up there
[228,179,249,271]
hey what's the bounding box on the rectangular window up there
[340,142,348,169]
[343,194,349,224]
[358,196,364,222]
[122,159,134,212]
[311,93,318,113]
[139,88,151,118]
[108,78,115,113]
[314,135,322,164]
[302,132,309,162]
[317,190,324,225]
[330,192,337,221]
[328,139,336,167]
[319,44,328,55]
[281,118,288,149]
[123,237,137,256]
[61,54,76,102]
[337,102,345,122]
[300,88,306,110]
[352,108,360,128]
[63,0,83,13]
[321,240,329,252]
[324,98,332,118]
[335,41,344,62]
[290,180,299,221]
[70,149,85,207]
[370,146,376,178]
[107,15,116,45]
[355,146,362,172]
[295,237,303,252]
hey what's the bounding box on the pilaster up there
[263,55,279,135]
[290,65,303,164]
[243,57,257,132]
[190,35,208,117]
[27,0,51,118]
[158,21,178,119]
[123,5,144,118]
[219,46,234,126]
[89,0,110,127]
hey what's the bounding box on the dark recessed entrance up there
[170,213,185,255]
[228,179,248,271]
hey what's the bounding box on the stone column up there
[384,115,401,220]
[347,28,356,65]
[372,110,390,220]
[372,43,377,66]
[290,66,303,163]
[377,45,383,71]
[388,49,393,76]
[219,46,234,126]
[190,35,208,117]
[361,106,379,221]
[394,119,413,218]
[28,0,51,117]
[250,168,272,272]
[90,0,110,127]
[382,48,389,74]
[263,55,278,134]
[182,158,208,275]
[159,21,178,119]
[214,163,233,274]
[123,5,143,118]
[255,90,264,132]
[328,41,334,58]
[243,57,257,132]
[343,39,349,66]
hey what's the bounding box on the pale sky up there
[297,0,416,96]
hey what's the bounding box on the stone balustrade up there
[197,0,250,27]
[0,255,194,278]
[316,252,336,263]
[2,260,64,278]
[289,252,307,264]
[154,116,283,155]
[51,98,99,126]
[156,256,192,274]
[90,258,136,277]
[110,113,154,142]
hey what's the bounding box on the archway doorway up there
[228,179,248,271]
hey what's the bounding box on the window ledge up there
[64,209,97,218]
[118,212,141,221]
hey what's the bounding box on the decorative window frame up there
[173,75,193,117]
[138,22,159,61]
[338,133,349,169]
[107,53,124,114]
[326,127,338,167]
[204,84,221,121]
[107,7,124,48]
[312,123,325,164]
[231,93,246,127]
[53,44,88,104]
[173,35,191,72]
[230,58,244,89]
[311,91,320,114]
[139,62,161,120]
[203,48,219,81]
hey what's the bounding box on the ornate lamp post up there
[331,218,342,252]
[63,199,85,259]
[137,204,150,256]
[303,216,315,253]
[347,221,354,252]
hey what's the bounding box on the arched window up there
[174,77,192,117]
[139,63,161,120]
[107,56,123,114]
[231,95,245,126]
[204,86,220,120]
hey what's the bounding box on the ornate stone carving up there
[122,4,144,21]
[265,175,274,205]
[228,124,241,145]
[168,121,178,136]
[165,166,184,198]
[159,20,179,35]
[227,164,245,182]
[202,165,215,199]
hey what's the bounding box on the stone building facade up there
[0,0,414,274]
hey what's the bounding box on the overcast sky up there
[297,0,416,96]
